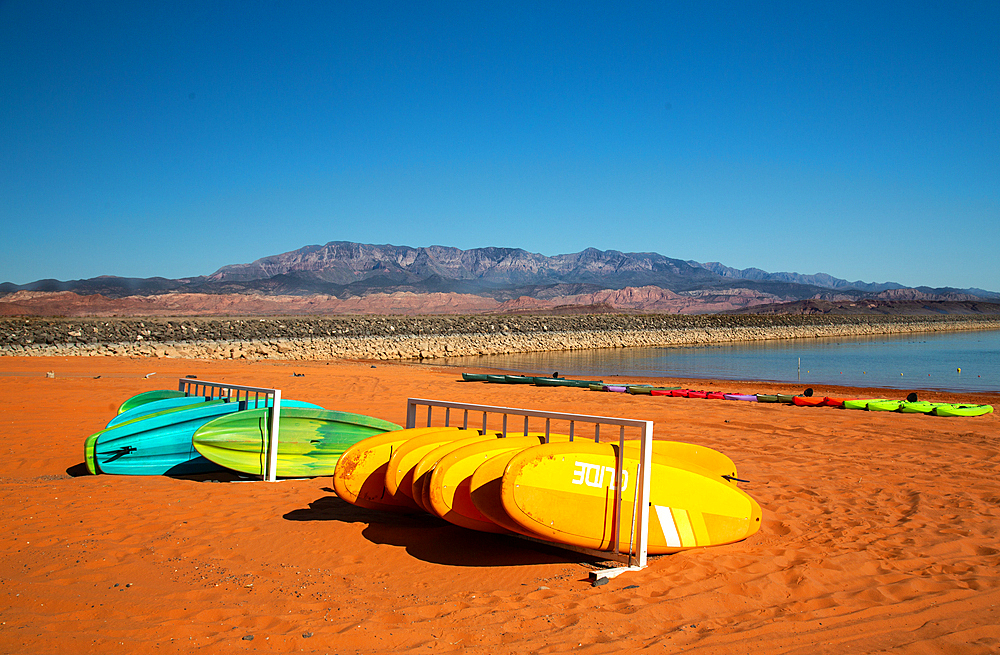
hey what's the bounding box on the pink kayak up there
[724,393,758,402]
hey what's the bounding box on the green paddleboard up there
[117,389,188,414]
[84,433,100,474]
[192,407,402,477]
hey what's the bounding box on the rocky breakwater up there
[3,314,1000,361]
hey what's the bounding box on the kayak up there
[534,377,603,388]
[899,401,941,414]
[724,394,758,402]
[931,404,994,417]
[630,386,680,395]
[843,398,882,410]
[867,400,903,412]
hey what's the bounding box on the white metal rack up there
[178,378,283,482]
[405,397,653,581]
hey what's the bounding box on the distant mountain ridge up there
[207,242,721,292]
[2,241,997,317]
[688,261,907,294]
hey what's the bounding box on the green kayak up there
[931,404,994,417]
[899,401,941,414]
[867,400,903,412]
[843,399,874,410]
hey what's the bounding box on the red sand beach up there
[1,356,999,654]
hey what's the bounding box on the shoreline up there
[3,314,999,361]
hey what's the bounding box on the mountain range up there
[2,241,998,316]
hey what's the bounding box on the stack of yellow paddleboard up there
[333,427,762,555]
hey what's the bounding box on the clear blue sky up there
[2,1,998,290]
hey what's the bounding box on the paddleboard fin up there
[722,474,749,483]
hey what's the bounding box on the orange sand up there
[1,356,999,654]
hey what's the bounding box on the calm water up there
[437,329,1000,393]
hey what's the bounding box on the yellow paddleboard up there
[427,435,548,533]
[501,441,762,554]
[622,441,739,485]
[385,428,486,498]
[470,439,741,537]
[409,433,501,512]
[333,427,463,513]
[470,450,538,536]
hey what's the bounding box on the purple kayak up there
[723,393,758,402]
[603,385,628,393]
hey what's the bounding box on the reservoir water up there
[437,329,1000,393]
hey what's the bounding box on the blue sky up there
[2,1,998,290]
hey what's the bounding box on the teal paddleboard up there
[109,395,219,428]
[192,408,402,477]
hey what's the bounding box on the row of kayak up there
[85,389,401,477]
[462,373,604,388]
[598,385,994,416]
[333,426,761,555]
[462,372,994,417]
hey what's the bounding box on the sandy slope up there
[1,356,998,654]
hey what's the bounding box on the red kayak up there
[793,396,826,407]
[706,391,728,400]
[687,390,708,399]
